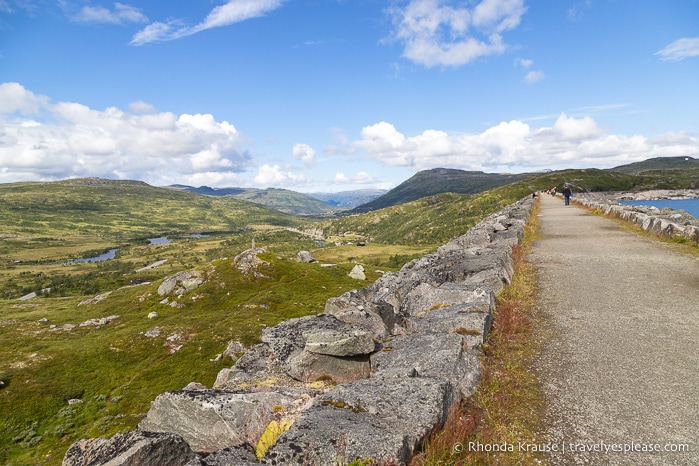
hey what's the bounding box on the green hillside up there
[171,185,340,216]
[610,156,699,174]
[0,178,302,239]
[231,187,338,216]
[349,168,529,213]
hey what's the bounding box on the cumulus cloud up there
[354,114,699,172]
[74,2,148,24]
[254,164,307,186]
[292,143,316,167]
[333,171,375,184]
[655,37,699,61]
[131,0,285,45]
[515,58,544,84]
[386,0,526,67]
[0,82,250,186]
[524,70,545,84]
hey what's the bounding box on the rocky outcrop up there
[138,389,311,454]
[158,270,205,297]
[574,193,699,243]
[63,196,535,465]
[348,264,366,280]
[296,250,315,263]
[234,248,269,275]
[62,430,197,466]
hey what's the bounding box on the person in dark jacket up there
[563,185,572,205]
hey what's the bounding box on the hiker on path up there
[562,185,572,205]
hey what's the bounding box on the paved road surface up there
[530,194,698,465]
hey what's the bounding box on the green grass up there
[0,250,396,465]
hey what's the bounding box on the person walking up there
[562,185,572,205]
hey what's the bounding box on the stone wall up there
[572,193,699,243]
[62,197,535,466]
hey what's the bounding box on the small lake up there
[148,237,171,245]
[66,234,210,264]
[619,199,699,218]
[67,248,119,264]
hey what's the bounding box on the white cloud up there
[354,115,699,172]
[130,0,285,45]
[254,164,307,186]
[128,100,157,114]
[514,58,533,68]
[0,82,50,113]
[0,82,250,186]
[655,37,699,61]
[524,70,545,84]
[292,143,316,167]
[333,171,374,184]
[387,0,526,67]
[74,3,148,24]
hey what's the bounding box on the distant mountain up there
[169,184,247,196]
[306,189,387,209]
[609,156,699,174]
[170,185,338,216]
[349,168,529,213]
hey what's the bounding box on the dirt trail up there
[529,194,699,465]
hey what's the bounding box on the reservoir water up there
[68,248,119,264]
[619,198,699,218]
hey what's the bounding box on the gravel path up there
[530,194,699,465]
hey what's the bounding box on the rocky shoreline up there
[573,190,699,241]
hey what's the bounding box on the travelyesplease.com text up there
[454,440,690,455]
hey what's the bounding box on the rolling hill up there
[610,156,699,174]
[348,168,529,213]
[169,185,340,216]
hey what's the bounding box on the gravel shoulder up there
[530,194,699,465]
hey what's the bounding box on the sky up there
[1,0,698,192]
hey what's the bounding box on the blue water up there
[619,199,699,218]
[67,248,119,264]
[148,236,171,245]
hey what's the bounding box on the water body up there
[68,235,208,264]
[68,248,119,264]
[148,237,171,245]
[619,198,699,218]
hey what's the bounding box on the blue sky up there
[1,0,698,192]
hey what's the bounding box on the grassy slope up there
[0,178,301,239]
[350,169,528,213]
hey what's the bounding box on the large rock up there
[185,444,258,466]
[138,389,304,453]
[233,247,268,275]
[401,282,494,317]
[263,402,407,465]
[348,264,366,280]
[263,376,457,465]
[304,329,375,356]
[405,303,493,348]
[324,288,401,337]
[261,314,375,383]
[63,430,196,466]
[296,250,315,263]
[371,332,481,398]
[286,351,371,384]
[157,271,204,297]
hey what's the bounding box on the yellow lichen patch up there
[415,302,450,317]
[454,327,482,336]
[255,419,293,460]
